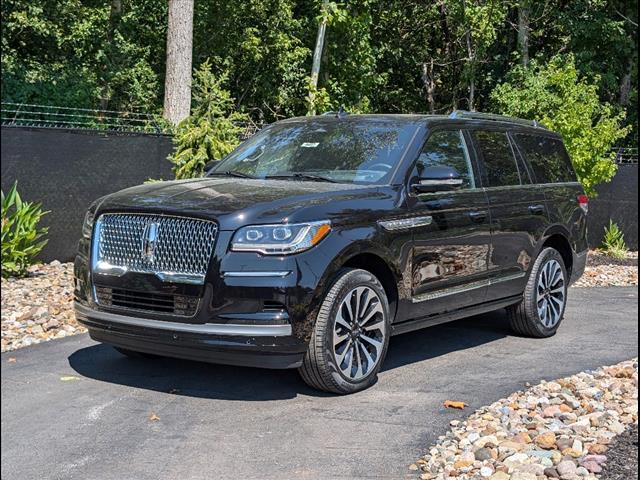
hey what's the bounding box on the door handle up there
[468,210,487,222]
[528,204,545,215]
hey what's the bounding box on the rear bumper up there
[569,249,588,285]
[75,302,306,369]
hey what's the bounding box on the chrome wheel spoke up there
[359,334,383,353]
[336,339,352,364]
[360,341,375,369]
[335,311,350,331]
[360,301,383,327]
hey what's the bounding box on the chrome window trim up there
[412,181,581,198]
[75,302,292,337]
[412,271,527,303]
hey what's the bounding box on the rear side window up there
[472,130,521,187]
[513,134,577,184]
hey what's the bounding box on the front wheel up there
[507,247,568,338]
[298,268,391,394]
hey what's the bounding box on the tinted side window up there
[513,134,577,183]
[418,130,475,188]
[473,130,521,187]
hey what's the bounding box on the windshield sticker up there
[301,142,319,148]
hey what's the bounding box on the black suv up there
[74,111,588,394]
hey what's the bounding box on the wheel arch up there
[539,226,574,277]
[313,242,403,323]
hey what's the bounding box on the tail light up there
[577,194,589,214]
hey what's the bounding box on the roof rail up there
[448,110,547,129]
[321,105,350,118]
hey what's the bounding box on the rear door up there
[511,132,589,256]
[407,128,491,318]
[469,129,549,300]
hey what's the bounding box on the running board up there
[391,295,522,336]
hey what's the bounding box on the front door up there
[407,129,492,319]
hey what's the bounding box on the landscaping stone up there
[573,250,637,288]
[413,359,637,480]
[1,262,85,352]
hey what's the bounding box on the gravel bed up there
[573,251,638,288]
[1,261,84,352]
[598,424,638,480]
[411,359,638,480]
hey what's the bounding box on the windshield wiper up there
[208,170,256,179]
[265,173,337,183]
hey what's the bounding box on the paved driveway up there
[2,287,637,480]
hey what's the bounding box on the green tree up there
[169,60,249,179]
[491,55,630,196]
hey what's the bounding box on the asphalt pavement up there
[1,287,637,480]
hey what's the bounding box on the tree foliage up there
[1,182,49,278]
[169,60,248,179]
[491,56,630,196]
[2,0,637,147]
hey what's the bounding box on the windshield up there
[209,119,419,184]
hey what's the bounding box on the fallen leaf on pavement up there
[443,400,467,409]
[7,357,17,363]
[60,375,81,381]
[149,412,160,422]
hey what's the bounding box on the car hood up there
[96,178,396,230]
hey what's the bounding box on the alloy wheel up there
[536,259,566,328]
[332,286,386,381]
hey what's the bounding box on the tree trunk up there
[619,57,633,106]
[163,0,194,125]
[422,59,436,114]
[308,0,329,115]
[517,0,530,67]
[100,0,122,111]
[465,30,475,111]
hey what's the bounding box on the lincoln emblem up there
[141,222,159,262]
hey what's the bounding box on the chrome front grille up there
[92,214,218,284]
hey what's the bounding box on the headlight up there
[82,209,96,239]
[231,220,331,255]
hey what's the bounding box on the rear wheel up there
[299,268,391,394]
[508,247,568,338]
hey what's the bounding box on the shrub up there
[601,220,628,259]
[1,182,49,278]
[491,55,631,197]
[169,60,249,179]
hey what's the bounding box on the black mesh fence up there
[1,126,175,261]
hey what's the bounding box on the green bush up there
[1,182,49,278]
[169,60,249,179]
[491,55,631,197]
[601,220,628,260]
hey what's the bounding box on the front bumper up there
[75,302,306,368]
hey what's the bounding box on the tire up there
[298,268,391,394]
[114,346,158,359]
[507,247,568,338]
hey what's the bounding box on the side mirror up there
[412,165,464,193]
[204,160,220,174]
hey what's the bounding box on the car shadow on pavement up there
[68,310,511,401]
